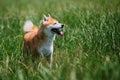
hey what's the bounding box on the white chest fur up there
[38,35,55,56]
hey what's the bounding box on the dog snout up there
[61,24,64,28]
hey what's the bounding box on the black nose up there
[61,24,64,28]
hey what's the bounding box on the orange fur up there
[23,17,56,57]
[23,15,64,67]
[23,25,46,57]
[43,17,56,26]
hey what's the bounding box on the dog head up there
[40,14,64,36]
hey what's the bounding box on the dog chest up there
[37,37,54,56]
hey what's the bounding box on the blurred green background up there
[0,0,120,80]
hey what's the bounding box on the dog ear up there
[43,15,47,21]
[41,15,47,25]
[48,14,51,17]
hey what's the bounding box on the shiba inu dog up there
[23,14,64,67]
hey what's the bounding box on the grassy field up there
[0,0,120,80]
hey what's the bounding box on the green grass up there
[0,0,120,80]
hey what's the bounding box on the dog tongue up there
[60,31,64,36]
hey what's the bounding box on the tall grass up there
[0,0,120,80]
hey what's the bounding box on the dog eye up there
[54,23,57,25]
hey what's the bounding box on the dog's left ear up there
[41,15,47,25]
[48,14,51,17]
[43,15,47,21]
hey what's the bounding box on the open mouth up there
[51,28,64,36]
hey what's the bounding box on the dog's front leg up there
[46,54,53,68]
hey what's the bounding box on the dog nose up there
[61,24,64,28]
